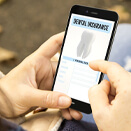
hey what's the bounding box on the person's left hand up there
[0,32,82,120]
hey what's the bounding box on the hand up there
[88,60,131,131]
[0,32,82,120]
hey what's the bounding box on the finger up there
[29,89,71,109]
[51,61,58,76]
[51,52,60,61]
[38,32,64,58]
[88,80,110,113]
[89,60,128,83]
[61,109,73,120]
[69,108,83,120]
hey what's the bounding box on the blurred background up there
[0,0,131,74]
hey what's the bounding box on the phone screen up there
[53,13,115,104]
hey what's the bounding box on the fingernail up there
[58,96,71,107]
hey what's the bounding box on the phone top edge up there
[71,5,119,22]
[71,4,118,15]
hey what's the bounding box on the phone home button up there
[72,102,75,104]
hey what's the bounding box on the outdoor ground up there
[0,0,131,74]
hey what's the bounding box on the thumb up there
[28,89,72,109]
[88,80,110,112]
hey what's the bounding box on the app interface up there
[53,14,114,103]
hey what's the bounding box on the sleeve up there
[0,117,26,131]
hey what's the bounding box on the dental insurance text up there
[53,14,114,104]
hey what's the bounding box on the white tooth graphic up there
[77,31,95,59]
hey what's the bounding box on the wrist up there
[0,79,27,125]
[0,77,14,118]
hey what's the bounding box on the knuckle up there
[110,62,119,68]
[44,93,57,107]
[108,62,120,73]
[101,80,109,86]
[50,35,58,43]
[50,34,61,47]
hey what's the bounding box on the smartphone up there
[52,5,118,114]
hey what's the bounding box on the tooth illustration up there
[77,31,95,59]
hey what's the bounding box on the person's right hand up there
[0,32,82,121]
[89,60,131,131]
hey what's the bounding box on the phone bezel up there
[52,5,118,114]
